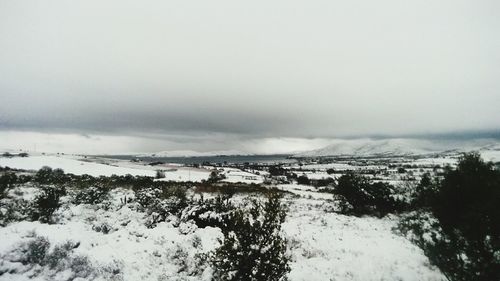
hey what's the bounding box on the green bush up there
[155,170,166,179]
[35,166,68,185]
[0,172,17,198]
[19,235,50,265]
[269,166,286,176]
[9,235,94,279]
[412,173,439,208]
[296,175,310,185]
[434,153,499,237]
[431,153,500,280]
[211,191,290,281]
[31,185,66,223]
[0,198,32,226]
[135,186,189,227]
[335,173,403,217]
[181,195,234,229]
[399,153,500,281]
[73,186,110,205]
[208,170,226,183]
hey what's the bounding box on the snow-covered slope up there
[0,154,212,181]
[0,187,445,281]
[480,144,500,162]
[296,139,435,157]
[297,138,500,157]
[0,155,156,177]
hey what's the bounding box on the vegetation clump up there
[73,186,110,205]
[211,191,290,281]
[134,185,189,227]
[0,172,17,198]
[207,170,227,183]
[181,194,235,229]
[31,185,66,224]
[335,173,405,217]
[34,166,68,185]
[3,234,95,279]
[399,153,500,281]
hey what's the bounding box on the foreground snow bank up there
[0,186,445,281]
[284,201,445,281]
[0,188,221,281]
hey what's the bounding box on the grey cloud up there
[1,0,500,142]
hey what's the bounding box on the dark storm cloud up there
[1,0,500,142]
[0,93,300,135]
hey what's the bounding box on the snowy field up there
[285,208,444,281]
[0,154,214,182]
[0,155,156,177]
[0,152,458,280]
[0,186,444,281]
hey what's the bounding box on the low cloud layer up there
[1,0,500,153]
[0,131,333,155]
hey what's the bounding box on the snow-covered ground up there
[285,209,444,281]
[0,186,445,281]
[155,168,211,182]
[0,155,156,177]
[220,167,265,184]
[0,151,455,280]
[404,157,457,167]
[0,188,220,281]
[480,149,500,163]
[0,154,213,182]
[276,184,334,200]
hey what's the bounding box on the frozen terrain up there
[0,186,445,281]
[0,149,483,281]
[0,155,156,177]
[0,151,451,281]
[0,153,213,182]
[297,138,500,158]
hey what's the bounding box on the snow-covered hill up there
[296,138,500,157]
[0,154,212,181]
[296,139,434,157]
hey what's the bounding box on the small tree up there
[2,152,13,158]
[400,153,500,281]
[412,173,439,208]
[73,186,110,205]
[208,170,226,183]
[430,153,500,280]
[35,167,67,185]
[155,170,166,179]
[0,172,18,198]
[269,166,286,176]
[212,191,290,281]
[32,186,66,224]
[296,174,310,185]
[336,173,400,216]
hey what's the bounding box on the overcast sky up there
[1,0,499,154]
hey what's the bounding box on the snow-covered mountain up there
[139,150,251,158]
[296,139,432,157]
[296,138,500,157]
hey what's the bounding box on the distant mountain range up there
[137,138,500,159]
[138,150,252,158]
[296,138,500,157]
